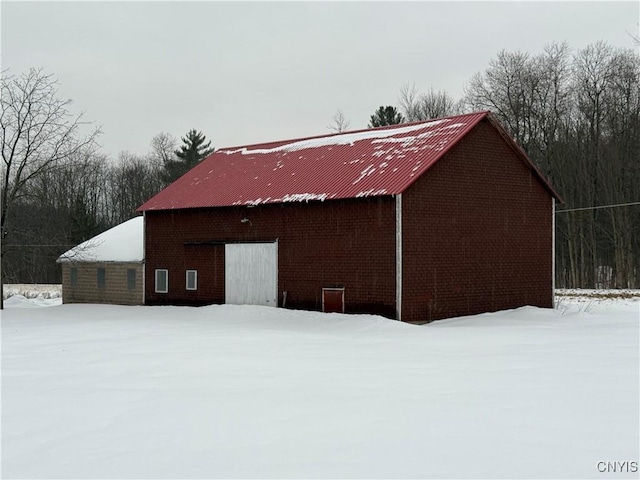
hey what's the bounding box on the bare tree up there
[398,84,422,122]
[108,152,163,224]
[149,132,178,169]
[464,50,535,149]
[327,109,351,133]
[0,68,100,308]
[627,23,640,46]
[399,83,462,121]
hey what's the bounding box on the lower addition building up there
[57,216,144,306]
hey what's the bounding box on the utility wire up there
[556,201,640,213]
[5,203,640,245]
[2,245,77,247]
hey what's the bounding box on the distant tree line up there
[463,41,639,289]
[2,39,638,295]
[358,41,639,289]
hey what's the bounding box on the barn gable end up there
[401,118,554,322]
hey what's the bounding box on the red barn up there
[137,111,561,323]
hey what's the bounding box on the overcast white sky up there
[2,1,639,158]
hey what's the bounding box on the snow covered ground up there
[2,292,638,479]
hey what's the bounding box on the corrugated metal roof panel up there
[138,111,555,211]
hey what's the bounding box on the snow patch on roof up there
[356,189,388,198]
[353,165,376,185]
[57,217,143,263]
[219,120,448,156]
[237,193,329,206]
[244,198,271,206]
[281,193,328,203]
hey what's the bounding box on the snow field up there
[1,295,639,478]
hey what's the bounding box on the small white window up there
[186,270,197,291]
[155,269,168,293]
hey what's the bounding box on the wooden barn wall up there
[60,262,143,305]
[144,197,397,317]
[401,119,553,323]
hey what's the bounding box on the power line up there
[556,201,640,213]
[2,245,76,247]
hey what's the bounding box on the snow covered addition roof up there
[138,111,557,211]
[57,216,144,263]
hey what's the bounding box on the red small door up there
[322,288,344,313]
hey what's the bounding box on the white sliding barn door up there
[225,243,278,307]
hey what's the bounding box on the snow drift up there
[2,296,638,478]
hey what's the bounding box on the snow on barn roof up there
[137,111,558,211]
[57,216,143,263]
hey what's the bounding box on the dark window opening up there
[97,268,106,288]
[127,269,136,290]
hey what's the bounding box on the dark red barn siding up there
[144,197,397,317]
[401,119,553,323]
[141,112,560,322]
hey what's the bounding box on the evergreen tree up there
[368,106,405,128]
[160,129,214,185]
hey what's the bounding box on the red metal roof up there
[138,111,559,211]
